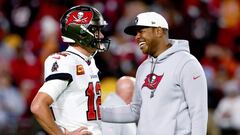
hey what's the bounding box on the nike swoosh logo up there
[193,75,201,80]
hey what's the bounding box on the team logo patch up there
[76,65,85,75]
[142,73,163,90]
[66,11,93,25]
[51,61,59,72]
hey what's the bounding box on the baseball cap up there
[124,12,169,36]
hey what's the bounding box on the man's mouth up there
[138,42,146,48]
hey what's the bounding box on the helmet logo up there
[66,11,93,25]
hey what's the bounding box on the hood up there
[149,39,190,62]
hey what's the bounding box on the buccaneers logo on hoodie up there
[142,73,163,89]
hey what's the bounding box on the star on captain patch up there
[51,61,59,72]
[76,65,85,75]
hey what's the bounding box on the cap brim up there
[124,25,149,36]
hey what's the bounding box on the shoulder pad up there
[50,52,71,60]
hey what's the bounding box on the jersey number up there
[85,82,101,120]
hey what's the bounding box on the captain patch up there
[76,65,85,75]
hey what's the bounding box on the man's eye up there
[139,30,144,33]
[90,28,96,32]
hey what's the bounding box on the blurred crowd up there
[0,0,240,135]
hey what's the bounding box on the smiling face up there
[135,27,162,57]
[134,27,170,58]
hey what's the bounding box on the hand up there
[65,126,92,135]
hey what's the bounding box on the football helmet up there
[60,5,110,51]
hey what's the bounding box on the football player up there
[31,5,110,135]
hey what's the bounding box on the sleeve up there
[101,70,142,123]
[43,54,73,84]
[39,79,69,101]
[121,123,137,135]
[100,104,138,123]
[101,122,121,135]
[102,122,136,135]
[179,59,208,135]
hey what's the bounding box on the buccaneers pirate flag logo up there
[66,10,93,25]
[142,73,163,90]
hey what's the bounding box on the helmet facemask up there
[60,5,110,52]
[86,25,110,52]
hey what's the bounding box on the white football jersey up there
[41,46,102,134]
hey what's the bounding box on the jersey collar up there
[66,46,92,65]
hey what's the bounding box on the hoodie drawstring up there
[150,58,158,98]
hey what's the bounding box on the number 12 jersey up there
[40,46,102,134]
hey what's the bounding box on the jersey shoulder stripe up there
[45,73,73,85]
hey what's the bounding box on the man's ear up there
[156,27,164,37]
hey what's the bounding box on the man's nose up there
[135,32,140,40]
[98,31,104,39]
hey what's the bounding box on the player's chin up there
[140,48,148,54]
